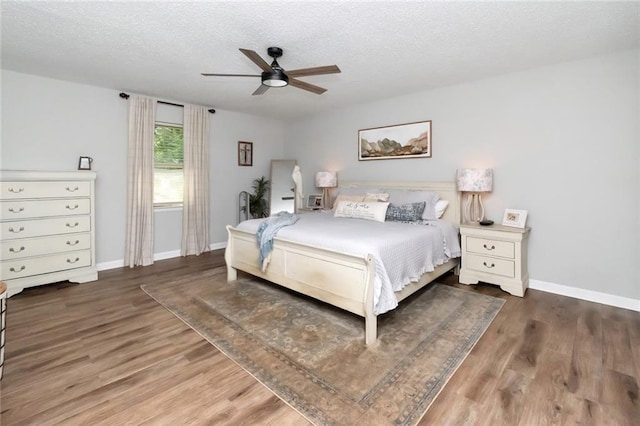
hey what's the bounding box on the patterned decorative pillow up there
[334,201,389,222]
[384,189,440,220]
[385,202,426,222]
[363,192,390,202]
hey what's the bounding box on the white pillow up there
[332,194,365,209]
[435,200,449,219]
[363,192,390,202]
[334,201,389,222]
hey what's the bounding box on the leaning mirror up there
[269,159,297,215]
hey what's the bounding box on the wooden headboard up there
[337,180,461,225]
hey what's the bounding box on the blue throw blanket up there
[256,211,299,271]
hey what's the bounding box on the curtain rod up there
[119,92,215,114]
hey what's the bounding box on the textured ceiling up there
[2,1,638,120]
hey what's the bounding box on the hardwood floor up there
[1,250,638,425]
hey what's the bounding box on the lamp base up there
[463,193,486,223]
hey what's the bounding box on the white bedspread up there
[236,211,461,315]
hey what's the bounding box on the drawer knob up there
[66,222,80,228]
[8,227,24,233]
[9,265,26,273]
[67,257,80,264]
[483,244,496,251]
[65,186,80,192]
[8,207,24,213]
[66,240,80,246]
[8,187,24,193]
[66,204,79,210]
[483,262,496,269]
[9,246,25,253]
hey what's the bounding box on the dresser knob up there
[8,227,24,233]
[67,257,80,264]
[65,204,79,210]
[8,187,24,193]
[66,222,80,228]
[10,266,26,273]
[9,246,25,253]
[483,262,495,269]
[65,186,80,192]
[8,207,24,213]
[66,240,80,246]
[483,244,495,251]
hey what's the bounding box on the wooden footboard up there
[225,225,457,345]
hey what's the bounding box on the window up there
[154,123,184,206]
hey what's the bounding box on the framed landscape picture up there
[358,120,432,161]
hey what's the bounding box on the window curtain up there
[181,104,210,256]
[124,96,157,267]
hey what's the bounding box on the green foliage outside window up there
[154,125,183,165]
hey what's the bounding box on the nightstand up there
[459,223,531,297]
[297,208,322,214]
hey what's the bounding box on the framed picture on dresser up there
[502,209,528,228]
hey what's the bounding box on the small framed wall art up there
[238,141,253,166]
[78,156,93,170]
[502,209,528,228]
[358,120,432,161]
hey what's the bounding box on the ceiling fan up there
[201,47,341,96]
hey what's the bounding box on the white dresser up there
[0,170,97,297]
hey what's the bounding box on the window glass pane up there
[154,124,183,205]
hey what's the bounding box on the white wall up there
[1,70,285,266]
[285,49,639,303]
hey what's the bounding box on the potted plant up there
[248,176,270,218]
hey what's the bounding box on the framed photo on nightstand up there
[306,194,322,209]
[502,209,528,228]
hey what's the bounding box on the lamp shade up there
[456,169,493,192]
[315,171,337,188]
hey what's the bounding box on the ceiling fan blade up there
[239,48,272,72]
[286,65,341,78]
[288,78,327,95]
[201,73,260,77]
[252,85,270,96]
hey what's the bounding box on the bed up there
[224,181,461,345]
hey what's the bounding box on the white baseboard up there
[97,242,228,272]
[529,279,640,312]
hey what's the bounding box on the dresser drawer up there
[1,216,91,240]
[466,254,515,278]
[1,198,90,220]
[466,237,515,259]
[1,249,92,280]
[1,233,91,260]
[1,181,90,200]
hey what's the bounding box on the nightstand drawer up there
[466,254,515,278]
[466,237,514,259]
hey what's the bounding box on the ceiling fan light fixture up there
[261,69,289,87]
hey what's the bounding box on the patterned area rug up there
[141,271,504,426]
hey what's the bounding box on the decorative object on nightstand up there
[456,168,493,223]
[315,171,337,210]
[459,223,531,297]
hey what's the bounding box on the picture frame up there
[358,120,432,161]
[306,194,323,209]
[502,209,528,228]
[238,141,253,167]
[78,156,93,170]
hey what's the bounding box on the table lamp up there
[315,171,337,210]
[456,168,493,223]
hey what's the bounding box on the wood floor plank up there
[1,251,638,425]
